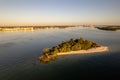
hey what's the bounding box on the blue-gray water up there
[0,27,120,80]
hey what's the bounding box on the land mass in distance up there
[96,26,120,31]
[0,25,77,32]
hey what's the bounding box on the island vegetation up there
[39,37,101,63]
[96,26,120,31]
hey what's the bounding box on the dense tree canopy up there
[40,37,100,62]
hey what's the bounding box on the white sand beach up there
[57,46,109,56]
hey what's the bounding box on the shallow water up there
[0,27,120,80]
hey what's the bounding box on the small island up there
[96,26,120,31]
[39,38,109,62]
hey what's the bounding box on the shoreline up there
[0,26,76,32]
[57,46,109,56]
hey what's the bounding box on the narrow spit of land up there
[96,26,120,31]
[39,37,109,63]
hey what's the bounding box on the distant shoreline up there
[96,26,120,31]
[0,26,77,32]
[57,46,109,56]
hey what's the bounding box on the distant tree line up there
[96,26,120,31]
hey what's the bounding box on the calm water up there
[0,27,120,80]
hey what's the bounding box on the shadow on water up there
[38,52,120,79]
[1,52,120,80]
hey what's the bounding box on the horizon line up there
[0,24,120,27]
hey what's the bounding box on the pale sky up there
[0,0,120,26]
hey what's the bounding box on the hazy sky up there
[0,0,120,26]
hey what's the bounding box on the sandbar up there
[57,46,109,56]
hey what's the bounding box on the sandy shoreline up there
[57,46,109,56]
